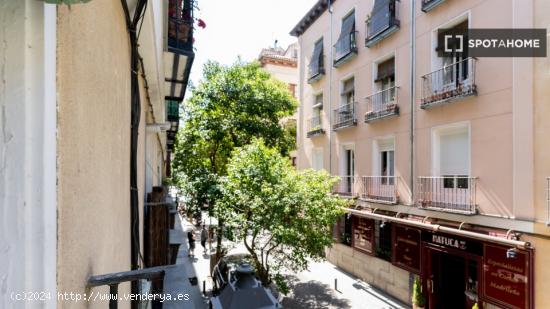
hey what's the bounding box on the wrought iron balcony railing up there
[361,176,398,204]
[333,176,357,197]
[365,86,399,123]
[421,0,447,12]
[167,0,194,54]
[333,31,358,67]
[333,102,357,131]
[308,56,325,83]
[417,176,477,214]
[365,0,400,47]
[421,57,477,109]
[306,116,325,138]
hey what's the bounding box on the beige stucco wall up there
[326,243,411,305]
[296,0,539,219]
[56,1,133,307]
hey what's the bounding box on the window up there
[366,0,399,45]
[288,83,296,98]
[313,93,323,119]
[375,57,396,103]
[375,221,392,261]
[341,78,355,106]
[434,124,469,188]
[374,138,394,184]
[308,38,324,80]
[435,19,469,88]
[312,148,324,171]
[380,150,395,185]
[334,11,356,62]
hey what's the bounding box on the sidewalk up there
[281,261,410,309]
[176,213,410,309]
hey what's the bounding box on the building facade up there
[258,42,300,165]
[292,0,550,308]
[0,0,194,308]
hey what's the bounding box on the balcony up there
[333,31,358,68]
[421,57,477,109]
[417,176,478,215]
[333,176,357,197]
[361,176,398,204]
[421,0,446,12]
[364,86,399,123]
[167,0,194,55]
[365,0,400,48]
[306,116,325,138]
[333,102,357,131]
[308,56,325,83]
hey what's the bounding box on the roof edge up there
[290,0,335,37]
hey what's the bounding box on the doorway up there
[426,247,480,309]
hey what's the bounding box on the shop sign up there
[392,225,421,274]
[482,244,531,309]
[423,232,483,256]
[352,217,374,254]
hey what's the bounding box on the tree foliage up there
[218,139,346,293]
[172,60,297,214]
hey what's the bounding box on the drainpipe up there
[409,0,416,205]
[328,0,334,175]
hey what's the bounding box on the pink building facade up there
[292,0,550,308]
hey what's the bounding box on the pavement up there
[174,213,410,309]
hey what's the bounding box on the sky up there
[188,0,318,88]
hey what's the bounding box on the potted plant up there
[412,276,426,309]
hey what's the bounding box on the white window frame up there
[431,122,471,177]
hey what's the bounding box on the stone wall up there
[326,243,412,305]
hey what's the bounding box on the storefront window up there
[375,221,392,261]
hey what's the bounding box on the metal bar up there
[109,284,118,309]
[87,265,169,288]
[343,207,532,249]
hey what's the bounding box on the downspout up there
[121,0,148,300]
[328,0,334,175]
[409,0,416,205]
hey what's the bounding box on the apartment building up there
[291,0,550,308]
[0,0,194,308]
[258,42,300,164]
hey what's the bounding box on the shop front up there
[390,224,534,309]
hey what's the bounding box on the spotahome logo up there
[437,28,547,57]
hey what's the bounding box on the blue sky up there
[188,0,318,88]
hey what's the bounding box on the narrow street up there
[176,213,409,309]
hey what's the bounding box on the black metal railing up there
[167,0,194,54]
[421,0,446,12]
[87,266,168,309]
[333,102,357,130]
[365,0,400,47]
[421,57,477,108]
[333,31,358,66]
[365,86,399,122]
[417,176,477,214]
[361,176,398,204]
[308,55,325,83]
[306,116,324,137]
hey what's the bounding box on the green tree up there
[172,60,297,258]
[218,139,346,293]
